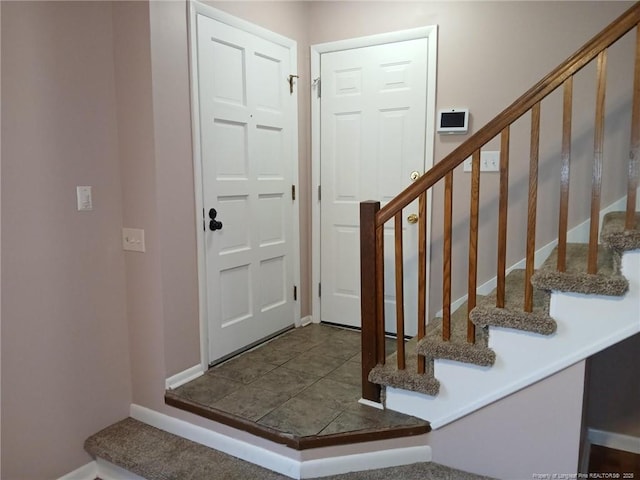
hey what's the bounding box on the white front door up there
[193,11,298,363]
[320,38,431,336]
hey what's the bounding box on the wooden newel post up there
[360,200,382,403]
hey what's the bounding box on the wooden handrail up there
[376,2,640,227]
[361,3,640,404]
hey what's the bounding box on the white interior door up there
[320,38,430,336]
[194,13,297,363]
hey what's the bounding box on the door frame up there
[310,26,438,327]
[188,1,301,369]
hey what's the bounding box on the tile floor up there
[170,323,427,438]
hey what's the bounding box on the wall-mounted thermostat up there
[437,108,469,134]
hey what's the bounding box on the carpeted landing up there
[369,211,640,396]
[85,417,494,480]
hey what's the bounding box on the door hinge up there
[288,74,299,95]
[292,184,296,201]
[318,282,321,298]
[318,185,321,201]
[313,77,321,98]
[293,285,298,301]
[202,208,206,232]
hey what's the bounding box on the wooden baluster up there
[360,201,381,403]
[588,50,608,274]
[467,150,481,343]
[497,128,510,308]
[627,25,640,231]
[376,224,385,365]
[443,172,453,341]
[417,192,427,374]
[558,77,573,272]
[525,103,541,312]
[394,213,405,370]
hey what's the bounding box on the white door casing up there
[190,3,300,366]
[312,28,437,336]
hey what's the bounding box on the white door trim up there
[188,1,300,369]
[310,26,438,326]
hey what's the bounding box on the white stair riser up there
[386,251,640,429]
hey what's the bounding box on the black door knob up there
[208,208,223,231]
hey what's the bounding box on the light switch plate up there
[122,228,145,252]
[76,186,93,211]
[463,151,500,172]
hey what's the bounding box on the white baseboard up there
[130,403,300,478]
[300,445,431,479]
[588,428,640,454]
[299,315,313,327]
[358,398,384,410]
[579,437,591,474]
[130,403,429,479]
[78,437,430,480]
[165,364,205,390]
[58,458,149,480]
[57,461,97,480]
[96,459,147,480]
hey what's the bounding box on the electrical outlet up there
[122,228,145,252]
[463,151,500,172]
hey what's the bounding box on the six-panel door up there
[320,38,430,336]
[196,15,296,363]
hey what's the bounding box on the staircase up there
[372,213,639,428]
[359,2,640,429]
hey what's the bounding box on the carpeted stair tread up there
[85,417,287,480]
[417,301,495,367]
[368,337,440,396]
[471,269,557,336]
[370,229,634,396]
[368,363,440,396]
[600,211,640,252]
[319,463,496,480]
[531,243,628,296]
[86,417,494,480]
